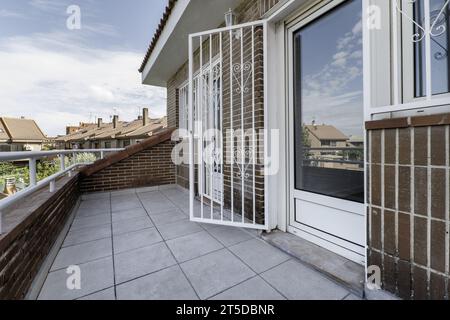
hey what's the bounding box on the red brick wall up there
[366,113,450,300]
[0,175,79,300]
[80,140,176,193]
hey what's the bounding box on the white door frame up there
[285,0,366,264]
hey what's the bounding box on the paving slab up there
[63,224,112,247]
[113,228,163,254]
[210,276,286,300]
[261,260,350,300]
[166,231,223,263]
[157,220,204,241]
[114,243,177,284]
[229,238,291,273]
[112,216,154,235]
[39,257,114,300]
[51,238,112,271]
[180,249,255,300]
[116,265,198,300]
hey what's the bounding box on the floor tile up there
[209,276,286,300]
[78,287,116,300]
[116,265,198,300]
[344,293,363,300]
[206,225,254,247]
[111,189,136,196]
[81,192,110,201]
[71,214,111,231]
[157,220,203,240]
[76,207,110,218]
[39,257,114,300]
[142,200,177,215]
[229,239,290,273]
[166,231,223,263]
[151,209,187,226]
[261,260,350,300]
[63,224,111,247]
[114,242,177,284]
[113,228,163,254]
[78,199,110,210]
[111,199,143,213]
[111,208,148,223]
[51,238,112,271]
[137,191,165,201]
[112,216,154,235]
[180,249,255,299]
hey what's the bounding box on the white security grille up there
[188,21,268,230]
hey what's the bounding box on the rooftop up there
[305,124,349,141]
[57,116,167,143]
[0,117,47,143]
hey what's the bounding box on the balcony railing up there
[0,148,124,234]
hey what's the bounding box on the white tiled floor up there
[37,186,356,300]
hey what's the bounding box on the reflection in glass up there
[293,0,364,203]
[414,0,450,97]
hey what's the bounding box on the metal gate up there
[188,20,268,230]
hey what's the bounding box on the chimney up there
[97,118,103,128]
[113,115,119,129]
[143,108,149,126]
[3,177,17,195]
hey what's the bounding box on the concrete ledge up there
[261,230,365,297]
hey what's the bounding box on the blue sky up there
[0,0,168,136]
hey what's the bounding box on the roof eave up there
[140,0,242,87]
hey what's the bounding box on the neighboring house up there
[139,0,450,300]
[56,108,167,150]
[0,117,47,152]
[303,123,361,170]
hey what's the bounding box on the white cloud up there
[0,9,25,18]
[0,32,166,137]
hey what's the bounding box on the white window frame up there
[401,0,450,103]
[178,81,189,137]
[364,0,450,119]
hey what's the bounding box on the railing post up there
[29,158,37,186]
[49,180,56,193]
[0,211,2,235]
[100,151,104,159]
[72,152,76,165]
[60,154,65,171]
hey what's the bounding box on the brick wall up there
[366,113,450,300]
[80,139,176,193]
[0,175,79,300]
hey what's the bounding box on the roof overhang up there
[141,0,241,87]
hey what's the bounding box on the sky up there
[0,0,168,136]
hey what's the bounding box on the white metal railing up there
[0,148,124,234]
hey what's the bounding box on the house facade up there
[140,0,450,300]
[0,117,47,152]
